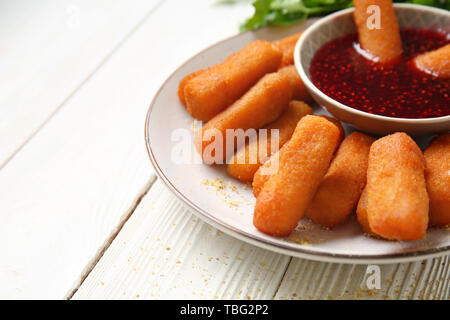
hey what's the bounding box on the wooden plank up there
[72,180,291,300]
[0,0,162,167]
[0,0,253,299]
[274,256,449,300]
[73,0,449,300]
[74,179,449,300]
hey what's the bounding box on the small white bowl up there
[294,4,450,136]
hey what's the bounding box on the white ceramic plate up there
[145,20,450,264]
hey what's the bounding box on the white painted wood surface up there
[275,255,449,300]
[73,180,292,300]
[0,0,161,167]
[74,181,449,300]
[0,0,448,300]
[0,0,167,298]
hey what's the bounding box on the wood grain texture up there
[73,180,291,300]
[275,256,449,300]
[0,0,252,299]
[2,0,448,300]
[75,180,449,300]
[0,0,161,167]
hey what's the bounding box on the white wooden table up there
[1,0,448,300]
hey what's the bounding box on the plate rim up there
[144,26,450,264]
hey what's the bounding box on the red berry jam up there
[310,28,450,119]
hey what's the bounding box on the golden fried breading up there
[366,133,429,240]
[414,44,450,79]
[184,40,282,121]
[353,0,402,63]
[195,71,292,164]
[253,115,341,237]
[227,101,312,182]
[424,133,450,227]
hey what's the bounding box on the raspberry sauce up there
[310,28,450,119]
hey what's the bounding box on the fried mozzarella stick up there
[184,40,282,121]
[227,101,312,182]
[320,116,346,142]
[195,71,292,164]
[306,132,375,228]
[178,69,205,105]
[414,44,450,79]
[424,133,450,227]
[366,133,429,241]
[253,116,341,237]
[274,32,302,68]
[356,188,372,234]
[353,0,402,63]
[252,115,344,197]
[278,66,312,102]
